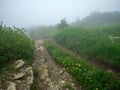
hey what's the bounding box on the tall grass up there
[55,26,120,68]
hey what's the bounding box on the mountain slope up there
[73,12,120,27]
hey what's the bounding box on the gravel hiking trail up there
[32,40,82,90]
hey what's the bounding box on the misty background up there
[0,0,120,27]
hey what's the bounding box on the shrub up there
[0,24,34,69]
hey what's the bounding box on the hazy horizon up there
[0,0,120,28]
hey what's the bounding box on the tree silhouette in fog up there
[57,18,68,29]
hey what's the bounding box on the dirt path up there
[32,40,82,90]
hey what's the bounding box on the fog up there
[0,0,120,27]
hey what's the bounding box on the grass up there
[63,84,75,90]
[45,41,120,90]
[55,26,120,68]
[30,68,40,90]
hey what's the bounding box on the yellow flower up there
[96,88,98,90]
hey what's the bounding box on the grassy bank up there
[45,41,120,90]
[55,26,120,68]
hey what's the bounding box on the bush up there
[0,24,34,69]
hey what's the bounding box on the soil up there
[33,40,82,90]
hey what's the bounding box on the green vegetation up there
[63,84,75,90]
[45,41,120,90]
[31,68,40,90]
[57,18,69,29]
[0,23,34,69]
[55,26,120,68]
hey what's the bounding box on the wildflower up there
[96,88,98,90]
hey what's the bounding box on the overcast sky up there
[0,0,120,27]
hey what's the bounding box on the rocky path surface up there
[33,40,82,90]
[0,59,33,90]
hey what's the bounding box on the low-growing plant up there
[63,84,75,90]
[31,68,40,90]
[45,41,120,90]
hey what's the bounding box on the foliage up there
[63,84,75,90]
[30,68,40,90]
[0,24,34,69]
[57,18,69,29]
[45,41,120,90]
[55,26,120,68]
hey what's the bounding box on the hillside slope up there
[72,12,120,27]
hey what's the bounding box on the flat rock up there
[14,73,24,80]
[40,58,46,62]
[42,64,48,68]
[59,69,64,74]
[25,67,33,85]
[36,46,44,51]
[26,76,33,85]
[25,67,33,75]
[15,59,25,69]
[61,80,65,84]
[44,78,50,84]
[7,81,16,90]
[41,69,49,80]
[71,83,75,86]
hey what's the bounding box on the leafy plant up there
[45,41,120,90]
[0,24,34,69]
